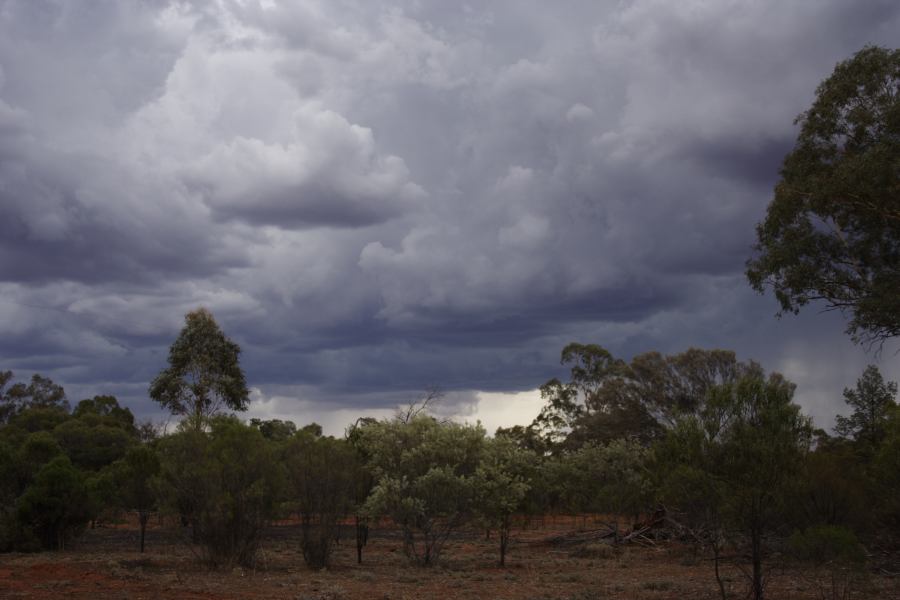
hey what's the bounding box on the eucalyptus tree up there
[747,46,900,345]
[834,365,898,450]
[524,344,756,451]
[657,373,812,600]
[149,308,249,431]
[1,372,68,425]
[345,417,378,564]
[360,415,485,566]
[473,436,534,566]
[113,445,161,553]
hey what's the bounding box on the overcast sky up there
[1,0,898,435]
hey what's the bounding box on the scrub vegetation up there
[1,45,898,600]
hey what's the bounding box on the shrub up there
[158,418,281,568]
[15,456,93,550]
[790,525,867,600]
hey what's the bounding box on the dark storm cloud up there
[0,146,248,285]
[1,0,899,433]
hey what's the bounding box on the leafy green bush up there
[285,432,358,568]
[789,525,866,566]
[15,456,93,550]
[790,525,867,600]
[360,415,485,566]
[158,417,281,568]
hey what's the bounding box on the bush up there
[790,525,867,600]
[360,416,485,566]
[158,418,281,568]
[15,456,93,550]
[790,525,866,566]
[285,433,358,568]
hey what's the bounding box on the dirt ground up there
[0,517,897,599]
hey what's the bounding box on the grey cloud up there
[0,147,248,285]
[184,125,424,228]
[1,0,898,433]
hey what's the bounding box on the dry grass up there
[0,520,896,600]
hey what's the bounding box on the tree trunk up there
[713,539,727,600]
[139,511,149,553]
[499,518,510,567]
[751,523,763,600]
[355,515,368,564]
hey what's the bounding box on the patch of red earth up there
[0,561,222,600]
[1,521,896,600]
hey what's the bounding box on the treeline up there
[1,343,898,600]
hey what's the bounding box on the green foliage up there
[474,437,532,525]
[790,525,866,565]
[790,526,867,600]
[0,371,14,424]
[360,415,485,566]
[73,395,137,434]
[473,437,534,565]
[872,406,900,536]
[0,432,67,550]
[345,417,379,564]
[559,439,652,531]
[528,344,757,451]
[149,308,249,430]
[7,407,70,435]
[834,365,898,449]
[53,419,134,472]
[15,456,93,551]
[157,428,210,542]
[747,46,900,344]
[250,418,298,442]
[16,431,65,483]
[284,433,358,568]
[116,445,161,512]
[532,344,622,449]
[494,423,548,455]
[0,373,68,424]
[300,422,323,437]
[0,405,128,552]
[112,445,161,552]
[0,439,18,551]
[789,440,870,532]
[657,373,812,600]
[157,418,280,568]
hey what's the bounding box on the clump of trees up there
[0,313,898,600]
[499,344,757,451]
[0,45,897,600]
[657,373,812,600]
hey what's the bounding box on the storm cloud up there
[1,0,898,434]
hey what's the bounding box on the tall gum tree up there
[747,46,900,345]
[149,308,249,431]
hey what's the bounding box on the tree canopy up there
[510,344,758,452]
[747,46,900,344]
[658,373,812,600]
[149,308,249,430]
[834,364,898,448]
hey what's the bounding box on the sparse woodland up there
[1,327,898,599]
[0,45,898,600]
